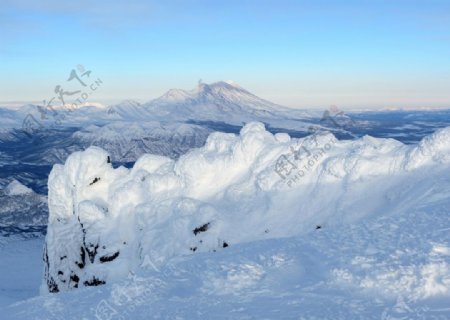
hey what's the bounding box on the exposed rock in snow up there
[42,123,450,293]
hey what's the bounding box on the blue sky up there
[1,0,450,108]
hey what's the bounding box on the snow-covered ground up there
[0,235,43,309]
[1,199,449,319]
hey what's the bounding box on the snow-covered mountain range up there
[1,88,450,318]
[0,82,318,233]
[1,82,450,231]
[1,81,321,166]
[0,81,314,129]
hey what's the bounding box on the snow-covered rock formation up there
[42,122,450,293]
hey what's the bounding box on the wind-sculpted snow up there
[43,122,450,294]
[405,125,450,169]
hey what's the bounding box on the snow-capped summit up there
[105,100,149,120]
[154,88,194,104]
[143,81,294,121]
[5,180,33,196]
[197,81,283,111]
[0,180,47,226]
[224,79,243,88]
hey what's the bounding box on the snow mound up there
[0,181,47,226]
[5,180,33,196]
[404,126,450,169]
[42,122,450,293]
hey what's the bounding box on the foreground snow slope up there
[0,236,43,309]
[4,198,450,319]
[42,122,450,296]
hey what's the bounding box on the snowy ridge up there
[105,100,150,120]
[42,123,450,295]
[72,121,211,161]
[405,125,450,169]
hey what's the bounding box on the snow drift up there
[43,122,450,293]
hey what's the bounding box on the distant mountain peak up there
[146,81,285,116]
[119,99,141,107]
[162,88,193,101]
[224,80,241,88]
[200,81,246,93]
[6,179,33,196]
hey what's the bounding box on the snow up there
[72,121,211,161]
[1,121,450,319]
[0,236,44,308]
[0,181,48,226]
[41,122,450,297]
[2,201,450,319]
[143,81,313,124]
[5,180,33,196]
[0,81,317,137]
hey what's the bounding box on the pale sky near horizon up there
[1,0,450,109]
